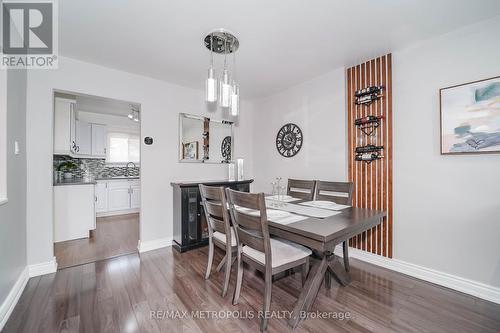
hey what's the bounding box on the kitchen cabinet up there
[75,119,92,155]
[107,181,131,211]
[54,184,96,242]
[95,181,108,213]
[95,179,140,216]
[130,183,141,209]
[91,124,107,157]
[54,97,107,158]
[54,98,76,155]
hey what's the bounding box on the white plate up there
[266,209,292,219]
[311,200,337,207]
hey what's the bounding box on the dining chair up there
[225,189,311,332]
[199,184,237,297]
[286,178,316,200]
[314,181,354,273]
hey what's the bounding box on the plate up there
[266,209,291,219]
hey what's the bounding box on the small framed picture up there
[440,76,500,154]
[183,141,199,160]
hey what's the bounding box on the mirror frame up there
[178,113,234,163]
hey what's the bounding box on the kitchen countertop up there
[96,176,140,181]
[54,178,97,186]
[54,176,140,186]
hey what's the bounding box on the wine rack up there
[347,54,393,259]
[355,85,384,106]
[355,115,383,136]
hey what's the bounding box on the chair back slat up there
[209,216,226,234]
[287,179,316,200]
[237,228,265,252]
[204,200,224,218]
[314,181,353,205]
[232,209,263,231]
[225,189,271,259]
[199,184,231,241]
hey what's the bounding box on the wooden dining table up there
[264,197,385,328]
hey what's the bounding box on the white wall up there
[392,17,500,287]
[0,69,28,321]
[251,16,500,289]
[251,67,346,192]
[26,56,254,265]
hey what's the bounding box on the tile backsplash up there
[54,155,140,179]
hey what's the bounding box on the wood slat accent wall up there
[347,54,393,258]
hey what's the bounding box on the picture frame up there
[440,75,500,155]
[182,141,199,160]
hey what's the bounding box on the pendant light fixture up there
[230,51,239,116]
[205,34,217,103]
[203,29,240,113]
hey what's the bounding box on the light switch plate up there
[14,141,20,155]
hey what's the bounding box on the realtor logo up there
[1,0,58,69]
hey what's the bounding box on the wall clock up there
[221,136,232,161]
[276,123,303,157]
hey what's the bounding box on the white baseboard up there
[334,246,500,305]
[28,257,58,277]
[0,266,29,331]
[96,208,139,217]
[137,237,173,253]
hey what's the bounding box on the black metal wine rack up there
[355,85,384,106]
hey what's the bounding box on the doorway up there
[52,90,141,269]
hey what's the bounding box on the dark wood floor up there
[54,213,139,269]
[4,246,500,333]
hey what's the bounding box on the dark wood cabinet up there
[171,179,253,252]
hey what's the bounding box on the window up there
[107,132,140,164]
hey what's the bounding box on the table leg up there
[288,256,329,328]
[328,257,351,286]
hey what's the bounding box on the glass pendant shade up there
[219,69,231,108]
[230,83,239,116]
[205,67,217,103]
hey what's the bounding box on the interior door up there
[91,124,107,156]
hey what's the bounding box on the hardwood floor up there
[4,246,500,333]
[54,213,139,269]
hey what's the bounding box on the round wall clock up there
[276,123,303,157]
[221,136,232,161]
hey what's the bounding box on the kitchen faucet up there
[126,162,137,177]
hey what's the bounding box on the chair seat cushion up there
[242,238,311,268]
[213,228,237,247]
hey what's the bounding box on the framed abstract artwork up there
[440,76,500,154]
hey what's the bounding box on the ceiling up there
[54,91,139,117]
[59,0,500,99]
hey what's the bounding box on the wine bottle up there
[355,145,384,154]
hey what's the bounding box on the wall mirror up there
[179,113,233,163]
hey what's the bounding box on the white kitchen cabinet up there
[54,184,96,242]
[95,179,140,216]
[75,119,92,155]
[130,183,141,209]
[91,124,107,157]
[95,181,108,213]
[54,98,76,155]
[107,181,131,211]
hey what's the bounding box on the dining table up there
[263,196,385,328]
